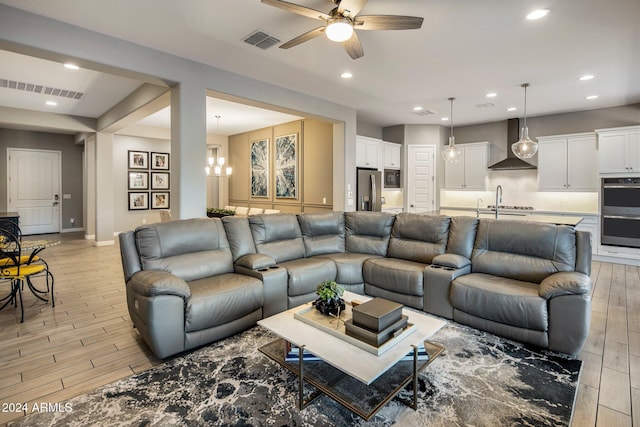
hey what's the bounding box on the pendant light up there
[206,115,232,177]
[441,97,462,163]
[511,83,538,159]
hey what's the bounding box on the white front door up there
[7,148,61,235]
[406,145,436,213]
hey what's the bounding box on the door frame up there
[6,147,63,234]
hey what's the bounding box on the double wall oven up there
[601,177,640,248]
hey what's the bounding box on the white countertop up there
[437,209,583,226]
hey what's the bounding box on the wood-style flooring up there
[0,232,637,426]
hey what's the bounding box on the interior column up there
[94,132,114,246]
[171,82,207,219]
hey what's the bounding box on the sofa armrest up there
[539,272,591,300]
[128,270,191,300]
[236,253,276,270]
[432,253,471,269]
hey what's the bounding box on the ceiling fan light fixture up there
[325,18,353,42]
[512,83,538,159]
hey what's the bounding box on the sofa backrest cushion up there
[387,213,451,263]
[446,216,479,259]
[249,213,305,262]
[135,218,233,282]
[222,216,256,261]
[472,219,577,283]
[344,212,395,256]
[297,212,345,256]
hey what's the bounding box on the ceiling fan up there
[261,0,424,59]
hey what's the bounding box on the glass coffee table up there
[258,291,446,420]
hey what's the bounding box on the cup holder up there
[269,266,279,269]
[431,265,454,271]
[258,268,268,272]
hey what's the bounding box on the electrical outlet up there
[142,218,147,224]
[322,197,327,204]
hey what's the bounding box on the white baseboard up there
[84,234,95,240]
[94,240,115,247]
[61,227,84,233]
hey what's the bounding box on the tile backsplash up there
[440,169,598,213]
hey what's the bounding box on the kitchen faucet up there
[495,185,502,218]
[476,198,483,218]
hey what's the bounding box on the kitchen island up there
[436,209,583,226]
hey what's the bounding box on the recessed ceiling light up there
[486,92,497,98]
[441,117,449,121]
[63,63,80,70]
[579,74,594,81]
[413,106,423,111]
[340,72,352,79]
[586,95,598,100]
[527,9,550,20]
[507,107,517,112]
[46,100,58,106]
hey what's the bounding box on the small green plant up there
[206,208,236,216]
[316,280,344,302]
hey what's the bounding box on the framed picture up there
[128,171,149,190]
[128,150,149,169]
[151,172,170,190]
[151,152,170,170]
[128,192,149,210]
[250,138,270,198]
[275,133,298,199]
[151,192,170,209]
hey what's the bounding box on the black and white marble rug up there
[10,322,581,426]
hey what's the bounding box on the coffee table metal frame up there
[257,291,446,420]
[258,338,444,420]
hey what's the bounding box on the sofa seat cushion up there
[363,257,426,296]
[314,253,382,284]
[185,273,263,333]
[279,258,337,297]
[451,273,548,332]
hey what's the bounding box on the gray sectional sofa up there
[119,211,592,358]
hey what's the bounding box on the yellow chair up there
[0,230,51,323]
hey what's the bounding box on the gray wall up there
[454,121,508,164]
[356,120,383,139]
[0,127,84,230]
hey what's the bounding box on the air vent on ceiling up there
[0,78,84,100]
[414,109,437,116]
[243,30,281,50]
[475,102,495,109]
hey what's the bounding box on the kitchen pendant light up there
[512,83,538,159]
[441,97,462,163]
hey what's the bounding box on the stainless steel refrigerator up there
[357,168,382,211]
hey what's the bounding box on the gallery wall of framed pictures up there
[127,150,171,211]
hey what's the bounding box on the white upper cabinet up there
[356,136,381,170]
[537,133,598,191]
[597,126,640,174]
[444,142,489,190]
[382,142,401,169]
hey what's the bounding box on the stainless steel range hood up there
[488,119,536,170]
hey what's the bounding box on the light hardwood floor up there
[0,232,638,426]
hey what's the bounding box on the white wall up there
[113,135,171,232]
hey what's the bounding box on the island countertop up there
[436,209,583,226]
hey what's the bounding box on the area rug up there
[10,322,581,426]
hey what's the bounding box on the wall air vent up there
[0,78,84,99]
[475,102,495,109]
[243,30,281,50]
[414,109,437,116]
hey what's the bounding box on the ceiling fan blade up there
[355,15,424,31]
[337,0,368,18]
[342,31,364,60]
[261,0,330,21]
[280,26,325,49]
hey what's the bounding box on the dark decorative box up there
[344,315,408,347]
[351,297,403,332]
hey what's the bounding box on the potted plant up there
[312,280,345,316]
[206,208,236,218]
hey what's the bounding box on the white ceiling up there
[0,0,639,132]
